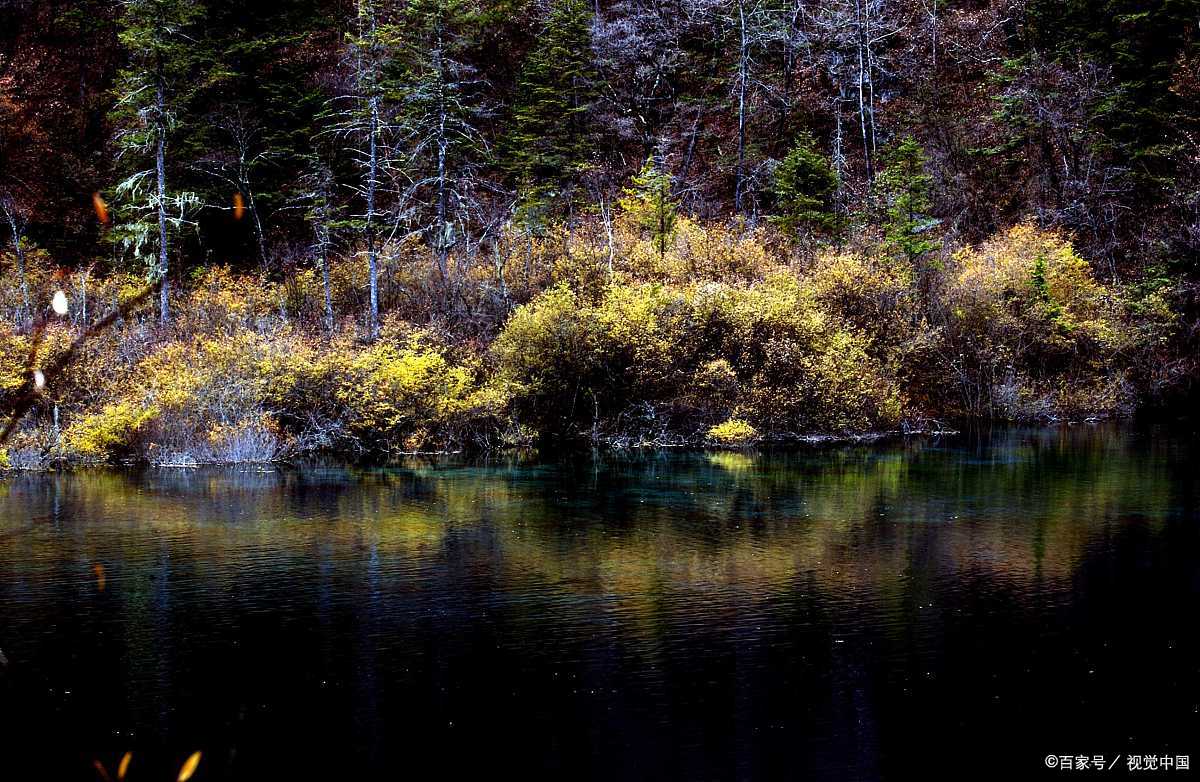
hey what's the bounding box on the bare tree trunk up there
[826,49,848,189]
[679,109,702,192]
[598,195,614,277]
[735,0,749,214]
[491,236,509,310]
[229,121,271,275]
[854,0,873,182]
[435,49,450,285]
[317,221,335,333]
[929,0,937,72]
[79,266,90,324]
[780,3,800,133]
[366,92,380,337]
[248,187,269,275]
[155,80,170,325]
[864,0,877,164]
[1,200,30,327]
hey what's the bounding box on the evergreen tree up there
[395,0,487,283]
[769,133,840,237]
[300,153,340,334]
[1024,0,1200,191]
[505,0,597,228]
[878,136,939,265]
[110,0,205,324]
[330,0,404,337]
[194,0,336,273]
[619,155,678,260]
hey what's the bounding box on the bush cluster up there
[0,215,1173,465]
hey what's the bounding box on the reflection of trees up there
[0,426,1177,627]
[0,425,1188,777]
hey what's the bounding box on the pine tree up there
[769,133,840,237]
[329,0,404,337]
[395,0,487,284]
[878,136,939,265]
[505,0,597,229]
[110,0,205,325]
[619,155,678,260]
[1024,0,1198,192]
[194,0,336,274]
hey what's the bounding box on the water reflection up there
[0,426,1196,780]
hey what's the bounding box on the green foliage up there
[504,0,596,225]
[1029,253,1063,321]
[1024,0,1195,188]
[878,136,939,265]
[769,133,840,236]
[619,157,678,259]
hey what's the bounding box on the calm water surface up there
[1,426,1198,780]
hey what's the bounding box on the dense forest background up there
[1,0,1199,462]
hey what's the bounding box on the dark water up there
[1,426,1198,780]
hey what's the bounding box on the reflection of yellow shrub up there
[707,451,756,473]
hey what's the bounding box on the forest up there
[1,0,1198,464]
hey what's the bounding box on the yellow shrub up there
[341,338,474,437]
[805,251,915,346]
[949,222,1129,356]
[618,216,776,284]
[495,275,906,437]
[943,222,1134,416]
[0,328,30,395]
[707,418,758,446]
[62,399,159,458]
[493,285,591,409]
[180,266,282,333]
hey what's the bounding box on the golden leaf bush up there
[0,217,1177,465]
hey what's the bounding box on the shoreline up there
[24,421,1178,472]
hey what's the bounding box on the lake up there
[0,426,1197,780]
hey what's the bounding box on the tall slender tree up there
[0,194,31,326]
[726,0,778,215]
[330,0,401,337]
[396,0,488,286]
[110,0,204,325]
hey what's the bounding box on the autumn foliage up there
[0,210,1175,466]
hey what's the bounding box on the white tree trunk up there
[366,93,380,336]
[735,0,749,214]
[156,80,170,325]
